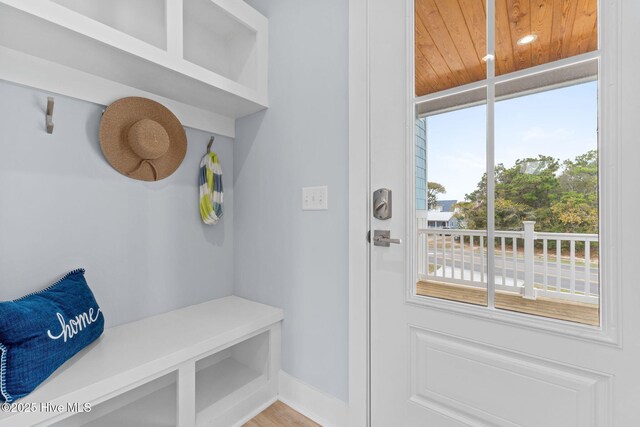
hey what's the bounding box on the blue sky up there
[426,81,598,202]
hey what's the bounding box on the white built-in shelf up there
[85,383,176,427]
[0,0,268,137]
[0,296,283,427]
[53,372,178,427]
[196,357,264,415]
[196,331,270,425]
[51,0,168,50]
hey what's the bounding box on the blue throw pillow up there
[0,268,104,403]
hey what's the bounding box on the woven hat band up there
[127,119,170,160]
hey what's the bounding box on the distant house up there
[435,200,457,213]
[427,199,459,229]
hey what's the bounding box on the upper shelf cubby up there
[184,0,258,89]
[51,0,168,50]
[0,0,268,137]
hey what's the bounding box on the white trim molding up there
[348,0,371,425]
[278,371,349,427]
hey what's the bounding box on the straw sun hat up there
[99,97,187,181]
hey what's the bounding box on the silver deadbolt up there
[373,230,402,247]
[373,188,392,220]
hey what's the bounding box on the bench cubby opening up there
[50,371,177,427]
[196,330,270,425]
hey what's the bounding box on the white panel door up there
[366,0,640,425]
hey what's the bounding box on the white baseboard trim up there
[278,370,349,427]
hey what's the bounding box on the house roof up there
[436,200,457,212]
[427,211,455,222]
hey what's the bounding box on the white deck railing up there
[417,220,599,303]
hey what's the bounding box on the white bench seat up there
[0,296,283,427]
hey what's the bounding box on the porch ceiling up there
[415,0,598,97]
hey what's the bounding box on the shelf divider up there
[166,0,184,59]
[178,362,196,427]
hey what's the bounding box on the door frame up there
[347,0,370,424]
[348,0,623,425]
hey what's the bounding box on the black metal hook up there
[207,136,215,153]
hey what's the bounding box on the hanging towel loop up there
[207,136,215,153]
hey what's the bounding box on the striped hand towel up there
[199,152,223,224]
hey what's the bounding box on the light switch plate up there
[302,186,328,210]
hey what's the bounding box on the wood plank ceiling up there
[415,0,598,97]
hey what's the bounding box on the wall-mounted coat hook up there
[46,97,54,134]
[207,136,215,153]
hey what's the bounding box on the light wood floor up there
[244,401,321,427]
[417,280,599,326]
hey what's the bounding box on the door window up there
[414,0,600,326]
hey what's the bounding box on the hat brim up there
[99,97,187,181]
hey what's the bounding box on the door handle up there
[373,230,402,247]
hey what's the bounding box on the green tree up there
[427,181,446,210]
[457,156,561,231]
[454,173,487,229]
[494,198,530,230]
[558,150,598,198]
[552,150,598,233]
[456,151,598,234]
[455,200,486,230]
[550,192,598,233]
[496,156,560,212]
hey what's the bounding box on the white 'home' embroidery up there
[47,308,101,342]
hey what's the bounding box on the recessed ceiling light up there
[482,54,494,62]
[517,34,538,45]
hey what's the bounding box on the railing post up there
[523,221,536,300]
[418,230,426,278]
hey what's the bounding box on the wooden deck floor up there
[243,401,321,427]
[417,281,599,326]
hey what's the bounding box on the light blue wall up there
[234,0,349,402]
[0,0,349,403]
[0,80,235,327]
